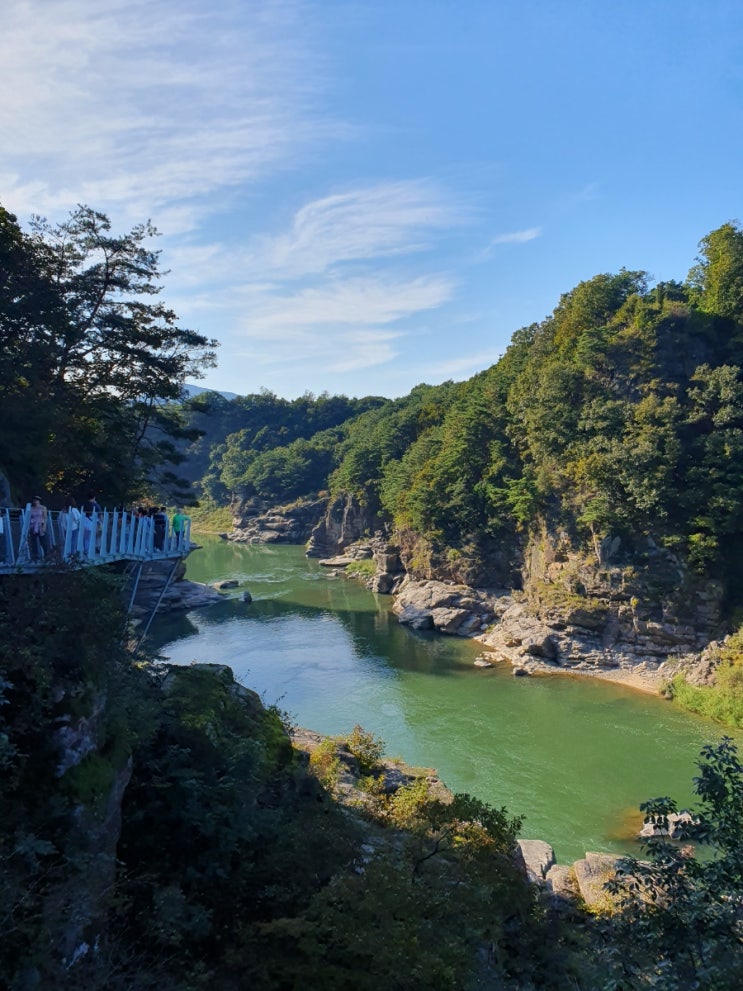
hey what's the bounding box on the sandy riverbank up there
[519,661,665,696]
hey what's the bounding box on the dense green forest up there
[189,223,743,603]
[3,205,743,988]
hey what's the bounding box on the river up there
[150,534,732,863]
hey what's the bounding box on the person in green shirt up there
[171,508,190,546]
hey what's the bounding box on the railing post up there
[61,508,71,560]
[75,511,85,556]
[100,509,109,557]
[17,504,31,565]
[110,510,119,558]
[0,508,11,565]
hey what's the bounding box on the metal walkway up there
[0,505,191,573]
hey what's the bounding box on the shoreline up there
[527,663,664,696]
[213,529,670,699]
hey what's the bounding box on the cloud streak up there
[238,274,455,337]
[259,180,466,275]
[488,227,542,246]
[1,1,477,393]
[1,0,337,223]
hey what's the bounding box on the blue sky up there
[3,0,742,399]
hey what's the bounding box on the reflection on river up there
[150,535,733,863]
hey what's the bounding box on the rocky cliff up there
[230,497,327,545]
[229,496,726,685]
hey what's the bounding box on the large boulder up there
[517,839,556,883]
[393,579,496,637]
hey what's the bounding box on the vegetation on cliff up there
[0,572,565,990]
[194,224,743,604]
[183,222,743,721]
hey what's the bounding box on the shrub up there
[345,724,385,775]
[345,558,377,579]
[308,737,343,789]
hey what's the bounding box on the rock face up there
[224,492,727,684]
[477,582,720,683]
[306,495,380,558]
[517,839,556,883]
[130,558,222,617]
[572,852,623,908]
[318,522,724,683]
[231,498,327,545]
[517,842,623,911]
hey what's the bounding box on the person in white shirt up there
[65,497,82,553]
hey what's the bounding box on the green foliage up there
[308,736,343,788]
[345,724,385,775]
[602,738,743,990]
[345,558,377,579]
[0,569,149,988]
[688,221,743,323]
[0,204,217,503]
[193,391,386,503]
[666,625,743,727]
[187,502,233,532]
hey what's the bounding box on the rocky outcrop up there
[306,495,381,558]
[384,527,725,685]
[517,839,556,883]
[571,852,623,908]
[662,638,725,687]
[129,558,222,617]
[225,491,727,683]
[392,577,501,635]
[230,498,327,544]
[290,726,451,805]
[516,841,623,910]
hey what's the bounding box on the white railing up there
[0,506,191,570]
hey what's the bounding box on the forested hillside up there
[198,223,743,608]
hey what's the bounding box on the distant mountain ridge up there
[183,382,239,401]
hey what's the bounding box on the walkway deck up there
[0,506,191,573]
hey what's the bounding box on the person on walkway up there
[28,496,49,560]
[66,497,82,553]
[153,506,168,551]
[83,492,102,516]
[83,492,102,554]
[171,507,190,548]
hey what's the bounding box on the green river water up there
[150,534,735,864]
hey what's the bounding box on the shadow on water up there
[151,584,472,678]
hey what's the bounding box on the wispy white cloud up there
[0,1,473,392]
[488,226,542,246]
[1,0,338,225]
[240,274,455,338]
[224,274,455,376]
[258,180,467,276]
[237,327,402,373]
